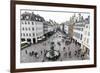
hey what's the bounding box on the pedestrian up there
[81,53,85,60]
[74,50,77,56]
[32,51,34,55]
[69,51,71,58]
[77,50,80,57]
[63,47,66,51]
[36,53,39,59]
[34,52,37,58]
[29,52,32,56]
[25,50,27,54]
[41,51,42,55]
[42,59,45,62]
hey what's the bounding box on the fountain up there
[45,42,60,61]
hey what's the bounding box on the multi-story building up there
[47,21,54,34]
[43,21,48,38]
[73,23,85,46]
[20,11,45,44]
[68,14,76,38]
[72,13,90,56]
[73,13,84,46]
[61,21,69,36]
[81,16,90,55]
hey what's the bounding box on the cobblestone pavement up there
[21,31,89,63]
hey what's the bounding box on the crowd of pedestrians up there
[21,30,89,63]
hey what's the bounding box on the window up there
[32,22,34,25]
[36,33,38,36]
[26,27,27,31]
[86,25,88,28]
[39,18,41,21]
[33,33,35,36]
[26,16,29,20]
[29,33,31,36]
[26,33,28,36]
[21,21,23,24]
[32,27,34,31]
[21,16,23,20]
[23,33,25,36]
[36,17,38,21]
[28,21,30,24]
[22,27,24,30]
[29,28,30,31]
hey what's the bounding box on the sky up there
[21,10,90,24]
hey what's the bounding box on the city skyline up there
[21,10,90,24]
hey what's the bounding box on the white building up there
[81,16,90,54]
[73,23,85,45]
[43,21,48,37]
[21,11,45,44]
[47,21,54,33]
[72,13,90,56]
[73,13,85,46]
[64,21,69,35]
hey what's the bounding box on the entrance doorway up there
[33,38,36,44]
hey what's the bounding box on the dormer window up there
[21,16,23,20]
[36,17,38,21]
[39,18,41,21]
[26,16,29,20]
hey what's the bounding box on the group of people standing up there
[25,49,42,59]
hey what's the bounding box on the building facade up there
[21,11,45,44]
[71,13,90,56]
[81,16,90,55]
[73,13,84,46]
